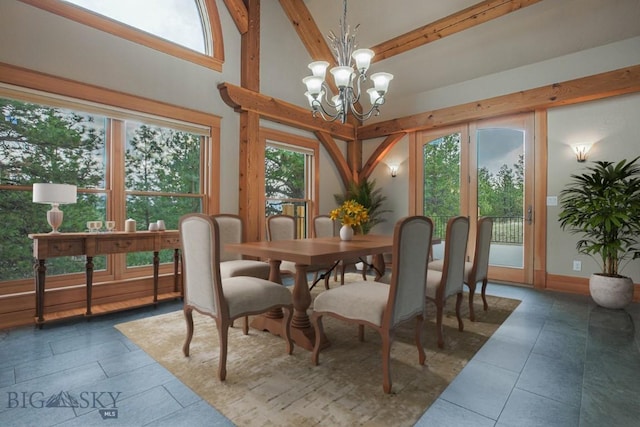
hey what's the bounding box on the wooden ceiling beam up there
[358,65,640,140]
[278,0,334,63]
[222,0,249,34]
[372,0,544,62]
[314,131,353,187]
[218,82,355,140]
[359,133,407,181]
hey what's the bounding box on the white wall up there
[547,93,640,282]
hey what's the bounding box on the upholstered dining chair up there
[213,213,273,332]
[429,217,493,321]
[266,214,332,289]
[179,213,294,381]
[426,216,469,349]
[313,215,366,285]
[311,216,433,394]
[212,214,270,280]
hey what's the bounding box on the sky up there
[64,0,205,52]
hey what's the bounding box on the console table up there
[29,231,182,327]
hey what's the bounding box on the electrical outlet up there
[573,260,582,271]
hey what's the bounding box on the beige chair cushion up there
[313,281,390,327]
[429,259,473,283]
[220,260,270,280]
[222,276,292,319]
[425,269,442,299]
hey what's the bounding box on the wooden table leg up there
[373,253,386,281]
[85,256,94,316]
[153,251,160,304]
[251,259,284,332]
[34,259,45,327]
[173,249,180,293]
[250,260,329,351]
[288,264,329,351]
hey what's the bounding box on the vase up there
[339,224,354,241]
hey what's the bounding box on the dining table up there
[225,234,393,351]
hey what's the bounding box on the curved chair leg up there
[456,292,464,332]
[415,315,426,365]
[183,307,194,357]
[436,303,445,349]
[324,273,330,290]
[310,312,324,365]
[282,306,294,355]
[242,316,249,335]
[481,279,489,311]
[217,320,229,381]
[381,332,393,394]
[467,281,477,322]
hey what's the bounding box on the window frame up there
[0,62,220,294]
[260,128,319,239]
[18,0,224,71]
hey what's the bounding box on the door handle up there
[526,205,533,225]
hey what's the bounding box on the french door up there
[412,113,534,285]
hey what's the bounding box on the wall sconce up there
[572,143,592,163]
[389,165,399,177]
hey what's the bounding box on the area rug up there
[115,274,520,426]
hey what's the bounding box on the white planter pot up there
[589,274,634,309]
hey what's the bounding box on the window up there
[19,0,224,70]
[0,86,214,287]
[262,130,319,239]
[63,0,207,53]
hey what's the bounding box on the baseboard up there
[546,273,640,302]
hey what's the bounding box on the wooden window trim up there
[18,0,224,71]
[0,62,221,295]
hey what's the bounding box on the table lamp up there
[32,183,77,233]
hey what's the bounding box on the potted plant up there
[333,178,390,235]
[559,157,640,309]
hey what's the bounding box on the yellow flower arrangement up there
[330,200,370,230]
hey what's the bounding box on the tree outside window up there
[0,97,206,284]
[265,144,312,238]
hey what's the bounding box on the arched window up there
[19,0,224,71]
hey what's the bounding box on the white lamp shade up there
[330,66,354,88]
[352,49,374,72]
[303,76,324,95]
[33,183,77,204]
[370,72,394,93]
[305,90,324,106]
[367,87,382,105]
[331,95,343,111]
[308,61,329,79]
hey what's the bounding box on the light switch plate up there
[546,196,558,206]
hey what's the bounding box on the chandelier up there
[302,0,393,124]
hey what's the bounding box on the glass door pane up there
[471,114,534,285]
[416,127,468,260]
[477,128,525,268]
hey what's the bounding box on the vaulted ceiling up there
[297,0,640,104]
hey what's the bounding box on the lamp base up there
[47,204,64,233]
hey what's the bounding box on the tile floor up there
[1,283,639,426]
